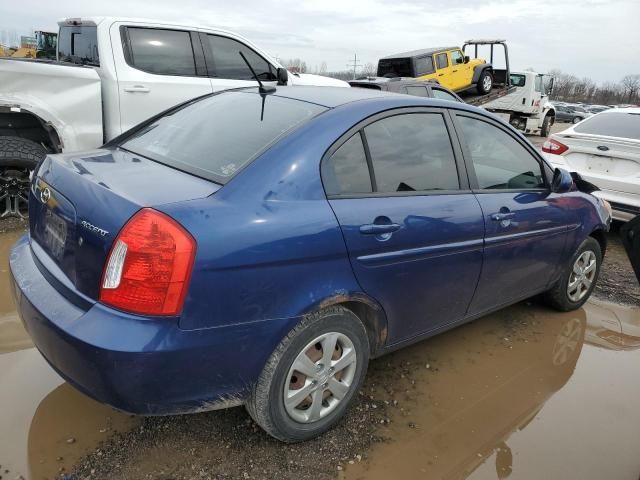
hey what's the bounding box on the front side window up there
[436,53,448,69]
[450,50,464,65]
[364,113,459,193]
[431,88,459,102]
[121,91,326,183]
[322,134,372,196]
[510,74,526,87]
[458,116,545,190]
[207,35,275,81]
[405,86,428,97]
[414,56,435,76]
[126,28,196,75]
[58,26,99,66]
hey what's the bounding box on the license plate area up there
[585,154,613,174]
[42,208,68,260]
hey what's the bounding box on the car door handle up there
[491,212,516,221]
[359,223,401,235]
[452,69,458,72]
[438,73,444,77]
[124,85,150,93]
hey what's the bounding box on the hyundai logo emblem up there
[40,187,51,204]
[597,145,609,151]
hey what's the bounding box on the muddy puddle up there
[344,299,640,480]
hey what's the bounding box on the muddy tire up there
[246,305,369,442]
[0,136,46,218]
[543,237,602,312]
[476,69,493,95]
[541,114,553,137]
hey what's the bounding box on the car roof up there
[381,47,459,59]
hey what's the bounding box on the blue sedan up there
[10,86,610,442]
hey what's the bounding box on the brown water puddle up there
[344,299,640,480]
[0,229,138,479]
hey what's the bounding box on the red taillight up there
[542,138,569,155]
[100,208,196,316]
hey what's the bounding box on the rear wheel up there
[572,116,581,124]
[247,306,369,442]
[543,237,602,311]
[0,136,46,218]
[477,70,493,94]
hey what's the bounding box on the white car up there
[542,108,640,221]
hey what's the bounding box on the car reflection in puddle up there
[345,299,640,480]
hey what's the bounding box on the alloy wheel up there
[0,169,30,219]
[482,75,492,92]
[284,332,357,423]
[567,250,597,302]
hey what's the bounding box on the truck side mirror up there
[277,67,288,86]
[464,56,470,64]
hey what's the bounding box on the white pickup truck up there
[0,16,348,217]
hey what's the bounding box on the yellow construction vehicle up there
[0,31,57,59]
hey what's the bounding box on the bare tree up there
[621,74,640,102]
[361,62,376,77]
[285,58,307,74]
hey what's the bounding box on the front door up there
[322,109,485,344]
[114,25,214,134]
[449,49,470,90]
[453,112,569,315]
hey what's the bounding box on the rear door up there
[322,108,485,344]
[113,23,213,133]
[434,52,454,89]
[453,112,569,315]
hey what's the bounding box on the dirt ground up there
[0,158,639,480]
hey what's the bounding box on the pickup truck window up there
[120,91,326,184]
[126,27,196,76]
[205,35,276,81]
[58,26,99,66]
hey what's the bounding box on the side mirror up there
[551,168,573,193]
[464,56,470,64]
[277,67,288,86]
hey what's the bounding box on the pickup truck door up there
[113,24,213,134]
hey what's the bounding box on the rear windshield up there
[58,26,99,66]
[120,91,327,183]
[377,58,413,77]
[573,112,640,140]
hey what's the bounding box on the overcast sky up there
[1,0,638,83]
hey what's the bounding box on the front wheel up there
[247,306,369,442]
[540,115,553,137]
[477,70,493,94]
[572,116,582,124]
[543,237,602,311]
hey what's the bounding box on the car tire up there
[540,114,553,137]
[572,116,581,124]
[543,237,602,312]
[477,70,493,94]
[0,137,45,218]
[246,305,370,442]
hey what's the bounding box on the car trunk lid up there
[29,148,219,300]
[555,132,640,195]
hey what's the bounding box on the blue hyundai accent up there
[10,86,611,442]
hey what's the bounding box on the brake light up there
[542,138,569,155]
[100,208,196,316]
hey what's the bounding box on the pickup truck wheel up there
[477,70,493,94]
[246,305,369,442]
[0,137,46,218]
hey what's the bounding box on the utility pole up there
[347,53,362,80]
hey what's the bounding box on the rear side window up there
[322,134,372,196]
[364,113,459,192]
[574,112,640,140]
[405,86,428,97]
[121,92,326,183]
[414,56,435,75]
[126,27,196,76]
[458,116,545,189]
[436,53,448,69]
[58,26,99,66]
[377,58,413,77]
[206,35,276,80]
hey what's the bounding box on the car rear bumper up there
[9,234,299,414]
